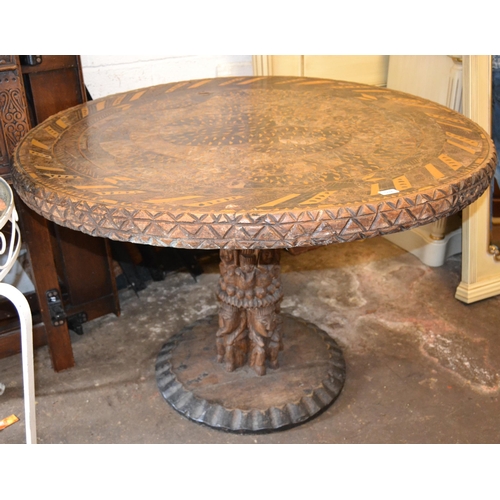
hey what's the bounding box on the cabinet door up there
[21,55,86,124]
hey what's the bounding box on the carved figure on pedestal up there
[247,304,281,376]
[256,249,284,358]
[256,248,282,307]
[216,248,284,376]
[235,250,257,304]
[216,302,247,372]
[219,249,238,299]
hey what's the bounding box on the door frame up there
[456,55,500,303]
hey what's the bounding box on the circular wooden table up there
[12,76,496,433]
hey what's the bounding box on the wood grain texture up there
[11,76,497,250]
[156,313,346,433]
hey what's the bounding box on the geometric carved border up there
[12,159,495,250]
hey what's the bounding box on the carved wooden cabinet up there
[0,56,30,177]
[0,55,119,371]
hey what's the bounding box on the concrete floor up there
[1,236,499,444]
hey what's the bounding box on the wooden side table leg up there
[429,218,448,241]
[16,197,74,372]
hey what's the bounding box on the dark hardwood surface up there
[12,76,497,250]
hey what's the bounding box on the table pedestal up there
[156,250,346,433]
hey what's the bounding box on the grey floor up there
[1,235,499,444]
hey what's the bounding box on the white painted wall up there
[80,55,254,99]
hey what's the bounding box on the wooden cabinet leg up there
[16,195,74,371]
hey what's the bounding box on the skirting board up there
[383,224,462,268]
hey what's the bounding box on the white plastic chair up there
[0,177,36,444]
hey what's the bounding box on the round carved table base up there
[156,313,346,433]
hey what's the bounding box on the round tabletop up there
[12,76,497,250]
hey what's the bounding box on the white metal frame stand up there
[0,177,36,444]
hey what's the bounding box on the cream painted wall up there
[81,55,389,99]
[254,55,389,86]
[80,55,254,99]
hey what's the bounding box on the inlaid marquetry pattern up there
[12,77,497,250]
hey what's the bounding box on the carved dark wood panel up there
[0,56,30,178]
